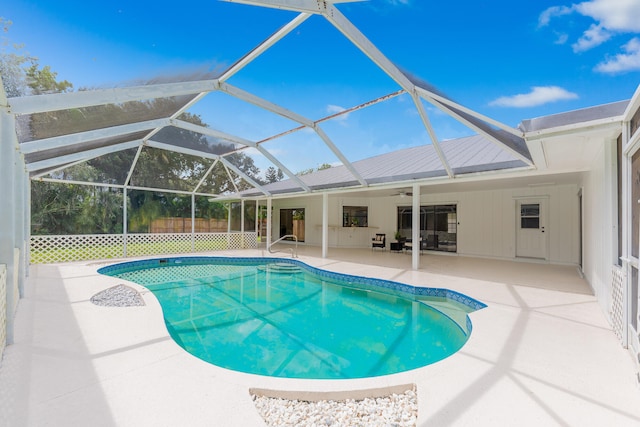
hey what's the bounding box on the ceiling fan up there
[391,190,413,197]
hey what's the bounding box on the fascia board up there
[524,118,622,141]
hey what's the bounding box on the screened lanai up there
[3,1,640,425]
[8,1,532,198]
[1,0,539,270]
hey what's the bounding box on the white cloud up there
[572,24,612,52]
[538,5,574,28]
[489,86,579,108]
[595,37,640,73]
[326,104,350,122]
[540,1,640,53]
[576,0,640,32]
[554,32,569,45]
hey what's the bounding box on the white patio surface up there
[1,247,639,426]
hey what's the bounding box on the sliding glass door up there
[397,204,457,252]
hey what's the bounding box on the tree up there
[0,18,33,97]
[0,19,72,97]
[297,163,333,175]
[265,166,284,183]
[26,63,72,94]
[3,20,267,235]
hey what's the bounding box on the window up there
[343,206,368,227]
[520,204,540,229]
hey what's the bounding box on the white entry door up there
[516,199,547,259]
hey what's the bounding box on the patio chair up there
[404,237,423,253]
[371,233,386,250]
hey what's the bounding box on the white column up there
[14,147,26,297]
[241,199,245,233]
[226,202,232,249]
[255,199,259,237]
[1,103,17,344]
[191,194,196,252]
[266,197,272,249]
[412,183,420,270]
[240,199,245,248]
[322,192,329,258]
[24,174,31,276]
[123,187,128,257]
[622,120,630,348]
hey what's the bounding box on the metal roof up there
[240,134,529,197]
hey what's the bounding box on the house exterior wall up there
[271,182,581,265]
[580,138,618,319]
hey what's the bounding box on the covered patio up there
[1,249,638,426]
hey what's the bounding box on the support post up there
[24,172,31,277]
[266,198,272,249]
[622,119,630,348]
[14,146,26,297]
[322,192,329,258]
[412,183,420,270]
[123,187,128,257]
[191,194,196,252]
[1,99,18,344]
[241,199,245,248]
[255,199,260,241]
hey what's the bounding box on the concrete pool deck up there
[1,248,639,426]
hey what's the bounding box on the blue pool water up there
[99,257,485,379]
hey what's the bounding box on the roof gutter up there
[523,116,623,141]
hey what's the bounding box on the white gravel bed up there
[90,284,145,307]
[252,389,418,427]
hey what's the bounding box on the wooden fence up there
[150,217,228,233]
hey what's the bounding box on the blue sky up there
[3,0,640,175]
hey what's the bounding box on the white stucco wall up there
[271,182,581,265]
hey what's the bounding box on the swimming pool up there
[99,257,485,379]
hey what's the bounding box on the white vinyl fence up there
[30,232,259,264]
